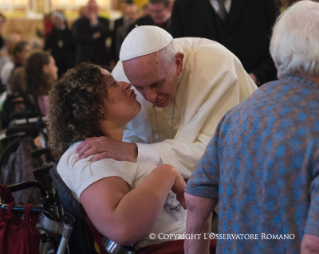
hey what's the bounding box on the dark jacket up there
[129,15,171,34]
[171,0,280,86]
[73,16,110,66]
[110,17,124,62]
[44,27,75,77]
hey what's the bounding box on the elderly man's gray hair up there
[157,41,179,65]
[270,0,319,78]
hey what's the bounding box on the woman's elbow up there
[108,224,142,246]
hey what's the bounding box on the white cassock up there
[113,37,257,178]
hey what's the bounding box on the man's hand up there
[76,136,138,162]
[248,73,258,83]
[93,31,101,39]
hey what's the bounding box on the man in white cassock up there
[76,26,257,178]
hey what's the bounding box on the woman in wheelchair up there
[47,62,188,252]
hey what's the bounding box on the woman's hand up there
[171,169,187,210]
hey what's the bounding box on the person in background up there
[73,0,111,66]
[44,11,75,77]
[131,0,172,33]
[78,6,87,18]
[120,0,134,13]
[25,51,58,116]
[9,66,25,95]
[0,33,21,55]
[30,39,44,50]
[72,6,86,29]
[0,33,21,76]
[0,13,6,49]
[110,2,139,66]
[171,0,279,86]
[141,4,149,17]
[0,41,31,88]
[184,1,319,253]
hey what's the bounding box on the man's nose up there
[144,90,157,103]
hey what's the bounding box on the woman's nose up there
[119,82,131,90]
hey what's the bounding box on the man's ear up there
[175,53,184,75]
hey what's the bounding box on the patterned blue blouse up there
[185,75,319,254]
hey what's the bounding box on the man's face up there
[149,3,171,25]
[123,52,184,108]
[52,16,64,29]
[87,1,98,16]
[125,5,139,23]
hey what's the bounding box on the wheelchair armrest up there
[0,204,59,221]
[31,148,51,159]
[8,180,47,198]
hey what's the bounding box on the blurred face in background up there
[5,33,21,50]
[15,43,31,64]
[149,3,171,25]
[43,56,58,82]
[124,5,139,23]
[52,16,64,29]
[87,1,98,16]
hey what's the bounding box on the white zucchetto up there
[119,26,173,61]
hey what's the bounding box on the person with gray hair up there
[270,0,319,79]
[184,1,319,253]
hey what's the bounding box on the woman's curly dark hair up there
[25,51,53,97]
[47,62,107,160]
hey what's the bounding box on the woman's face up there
[43,56,58,81]
[17,44,31,64]
[100,69,141,127]
[52,16,64,29]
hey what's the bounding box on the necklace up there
[153,99,176,141]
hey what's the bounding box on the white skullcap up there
[51,11,66,22]
[120,26,173,61]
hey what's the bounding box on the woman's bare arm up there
[80,164,186,245]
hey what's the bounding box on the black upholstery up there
[49,165,97,254]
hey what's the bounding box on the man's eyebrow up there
[133,78,165,88]
[150,78,165,87]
